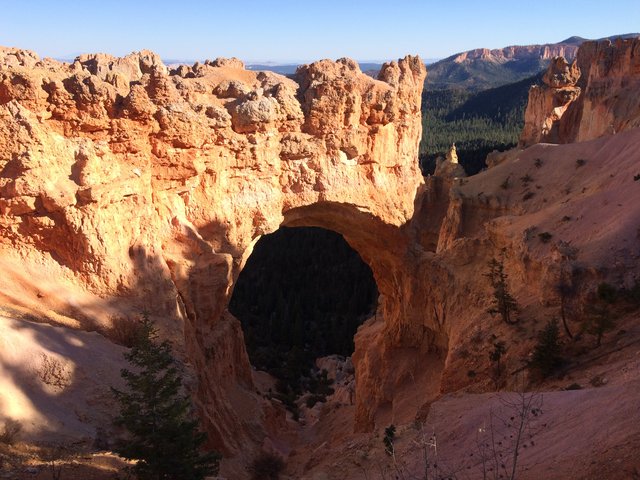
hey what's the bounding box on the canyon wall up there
[2,36,640,476]
[0,47,435,452]
[520,37,640,146]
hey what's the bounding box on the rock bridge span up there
[0,48,452,451]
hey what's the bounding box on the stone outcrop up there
[434,143,466,178]
[0,47,428,453]
[520,37,640,146]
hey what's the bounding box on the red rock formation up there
[3,41,640,478]
[520,37,640,146]
[0,47,428,453]
[519,57,582,145]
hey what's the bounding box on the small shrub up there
[529,319,562,379]
[621,280,640,306]
[576,159,587,168]
[467,370,477,378]
[107,314,145,348]
[583,299,616,347]
[0,419,22,445]
[40,443,71,480]
[589,375,607,387]
[500,177,511,189]
[383,424,396,456]
[538,232,553,243]
[561,215,572,222]
[565,383,582,390]
[305,394,327,409]
[249,452,285,480]
[520,174,533,185]
[522,191,535,201]
[534,158,543,168]
[596,282,618,304]
[489,340,507,388]
[633,173,640,181]
[38,353,71,389]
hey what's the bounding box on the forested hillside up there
[229,227,378,402]
[420,72,543,175]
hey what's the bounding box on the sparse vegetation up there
[0,419,22,445]
[106,314,145,348]
[489,340,507,389]
[582,283,618,347]
[111,313,220,480]
[37,353,71,389]
[475,389,545,480]
[555,269,577,339]
[634,173,640,181]
[520,174,533,185]
[576,158,587,168]
[529,319,563,379]
[500,177,511,189]
[485,255,519,325]
[248,451,286,480]
[383,424,396,456]
[522,191,535,201]
[538,232,553,243]
[40,443,73,480]
[534,158,543,168]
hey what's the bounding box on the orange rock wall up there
[520,38,640,146]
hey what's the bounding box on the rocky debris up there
[520,37,640,146]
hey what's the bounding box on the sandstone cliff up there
[520,37,640,146]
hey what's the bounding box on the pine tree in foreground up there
[112,314,220,480]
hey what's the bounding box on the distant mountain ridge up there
[427,33,639,90]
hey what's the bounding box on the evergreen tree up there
[529,319,563,379]
[582,284,618,347]
[485,256,519,325]
[112,314,220,480]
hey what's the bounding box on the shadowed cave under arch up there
[228,226,379,400]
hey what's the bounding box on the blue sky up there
[1,0,638,63]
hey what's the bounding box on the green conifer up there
[530,319,563,379]
[112,314,220,480]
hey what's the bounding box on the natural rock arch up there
[0,47,451,454]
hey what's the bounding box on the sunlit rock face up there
[0,48,430,449]
[520,37,640,146]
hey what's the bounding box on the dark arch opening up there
[229,226,378,410]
